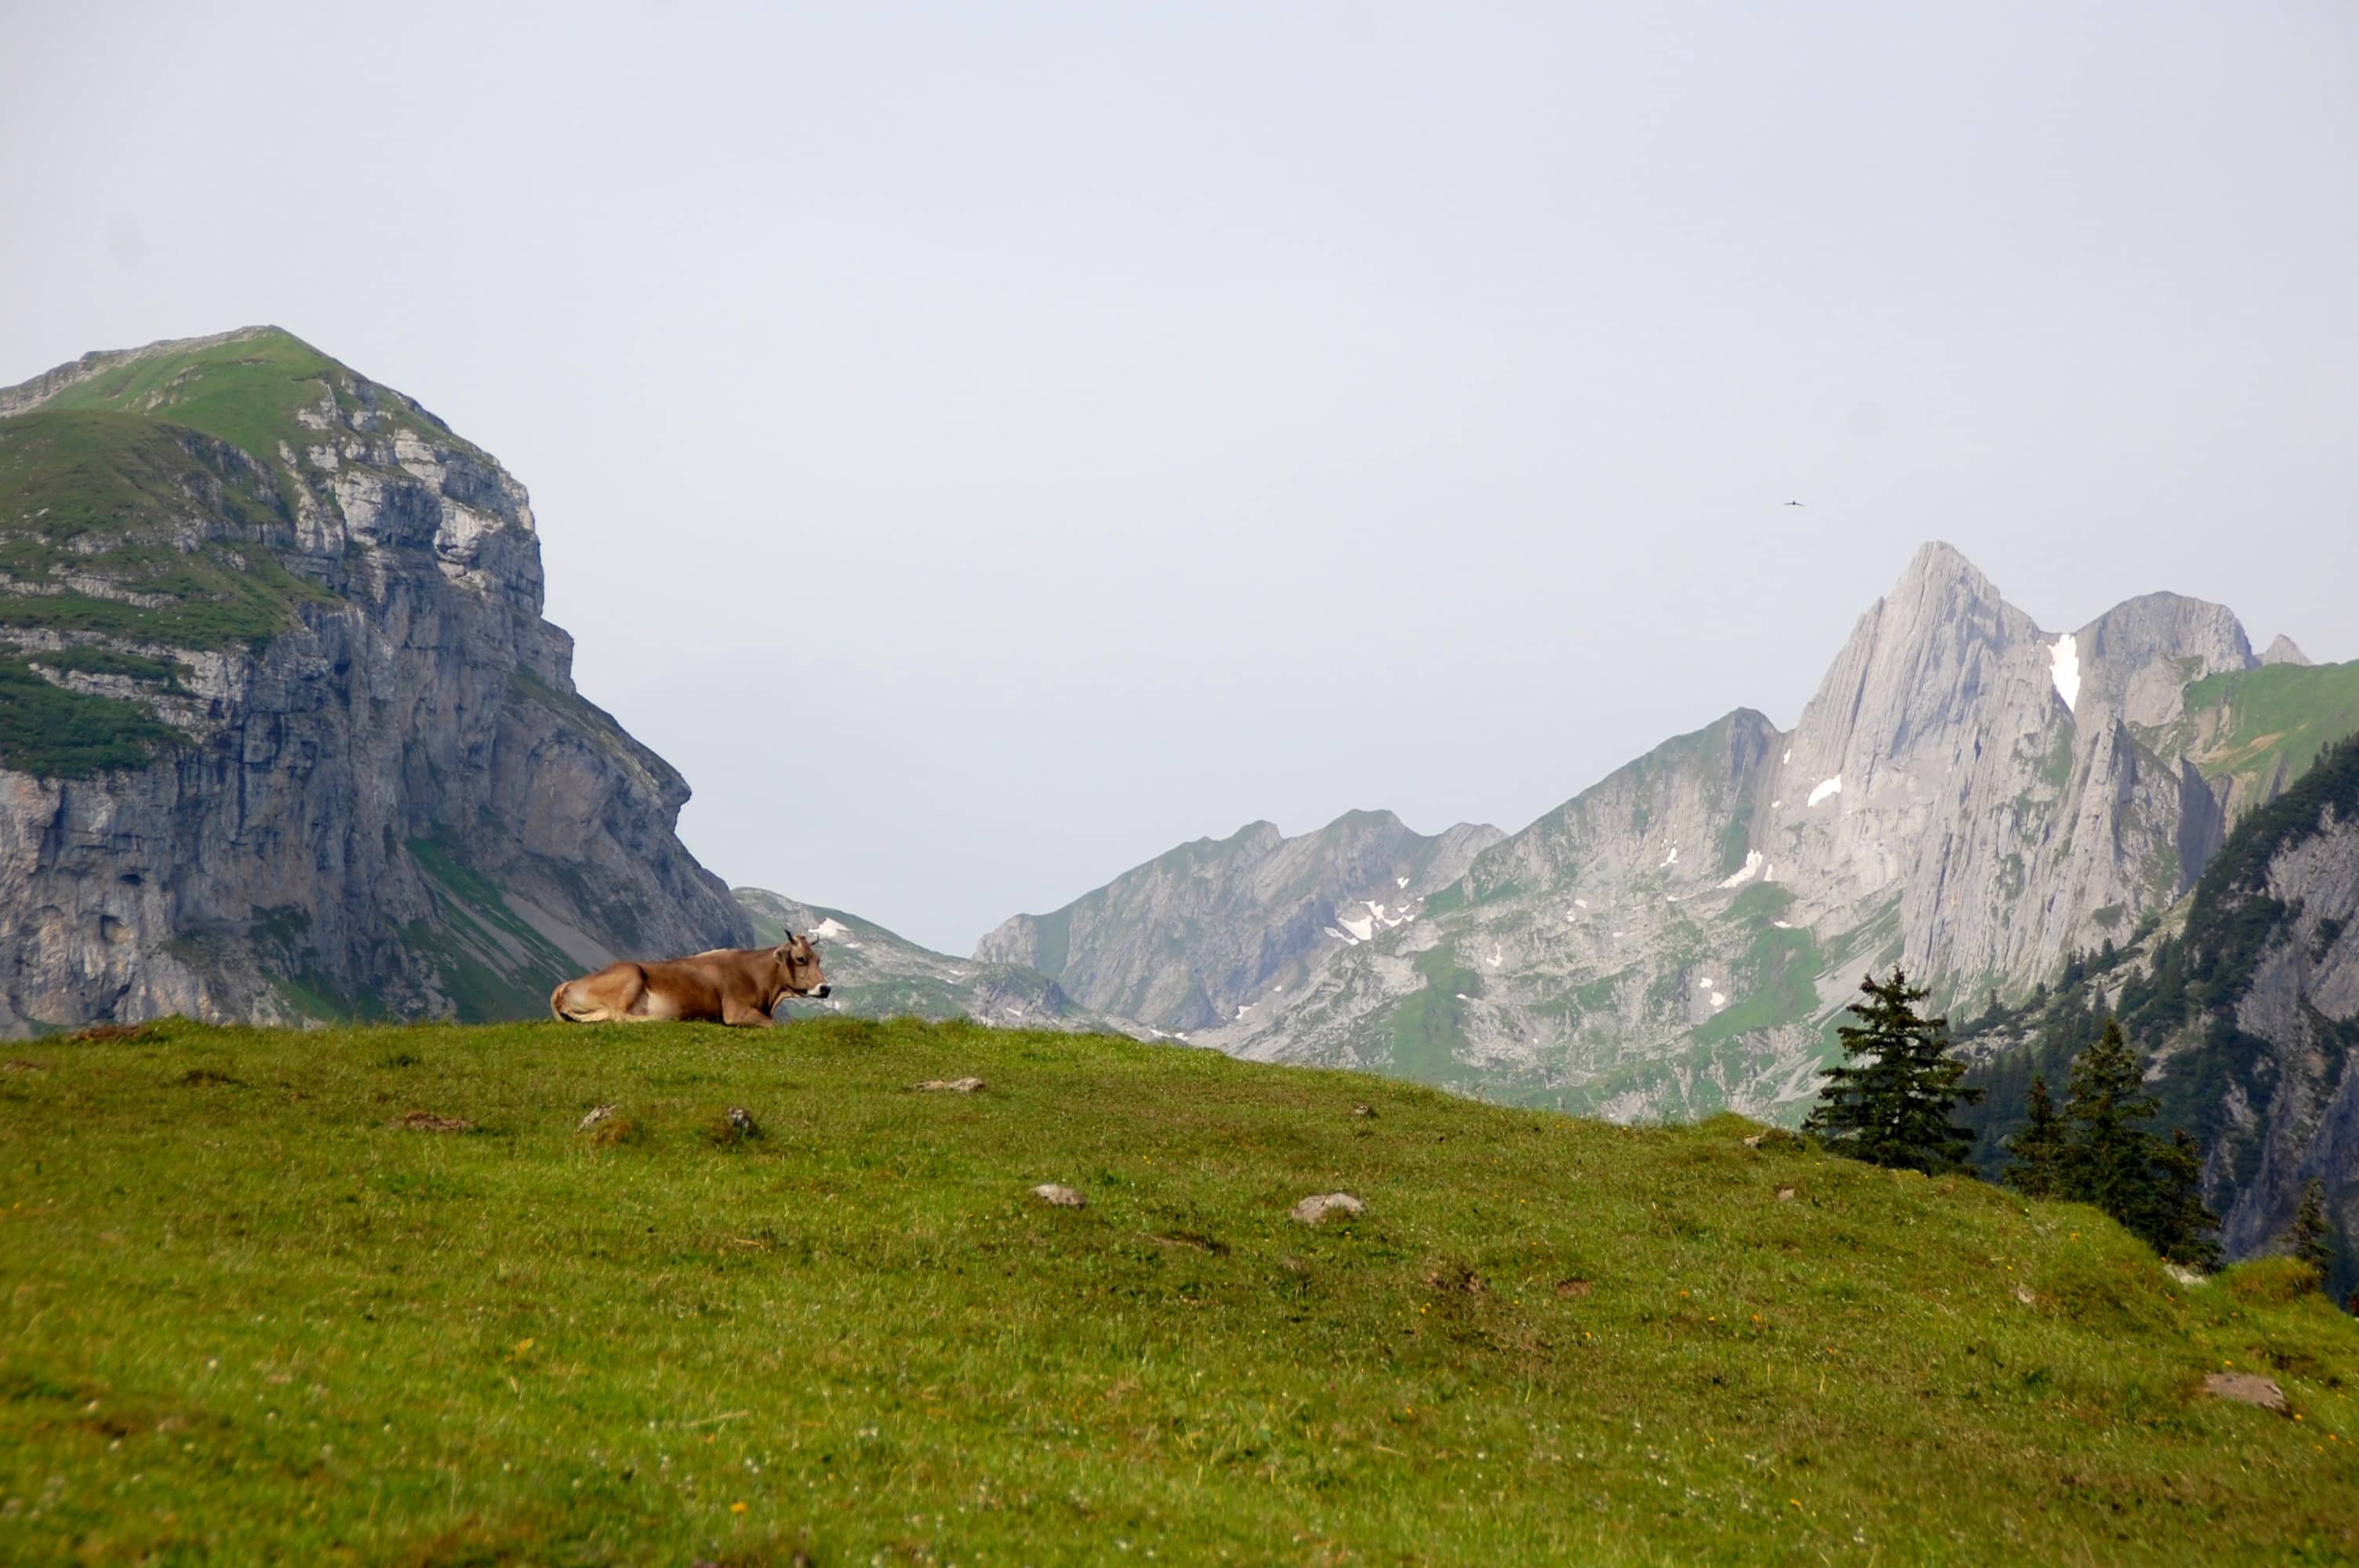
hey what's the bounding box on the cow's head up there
[772,932,831,1000]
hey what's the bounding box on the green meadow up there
[2,1017,2352,1565]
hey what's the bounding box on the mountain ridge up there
[990,541,2355,1161]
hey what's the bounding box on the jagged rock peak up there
[1788,542,2039,774]
[2261,634,2313,667]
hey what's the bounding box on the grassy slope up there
[2,1022,2354,1566]
[2179,660,2359,808]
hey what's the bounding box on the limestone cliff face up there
[1770,550,2247,997]
[0,328,748,1033]
[1958,735,2359,1272]
[2212,811,2359,1265]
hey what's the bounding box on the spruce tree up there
[1804,967,1983,1174]
[2287,1178,2332,1275]
[2004,1074,2066,1198]
[2046,1018,2221,1266]
[2058,1018,2157,1221]
[2142,1127,2223,1270]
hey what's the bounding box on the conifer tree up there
[2287,1178,2332,1275]
[2142,1127,2223,1271]
[2004,1074,2066,1198]
[1804,967,1983,1174]
[2058,1018,2157,1221]
[2045,1018,2220,1266]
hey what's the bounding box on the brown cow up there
[550,934,830,1027]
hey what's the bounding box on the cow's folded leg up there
[722,1000,776,1028]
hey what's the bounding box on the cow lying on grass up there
[550,935,830,1027]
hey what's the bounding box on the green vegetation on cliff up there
[0,408,333,653]
[2175,659,2359,810]
[0,654,184,777]
[5,1018,2351,1564]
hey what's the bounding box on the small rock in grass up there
[2202,1372,2288,1412]
[703,1108,761,1147]
[398,1112,473,1133]
[2013,1283,2037,1306]
[1290,1192,1365,1225]
[1350,1104,1376,1119]
[1775,1186,1797,1202]
[578,1105,616,1131]
[1031,1183,1085,1208]
[2163,1263,2207,1287]
[1555,1277,1593,1298]
[915,1076,986,1094]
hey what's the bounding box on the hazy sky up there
[5,2,2355,952]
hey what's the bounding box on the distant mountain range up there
[968,543,2356,1268]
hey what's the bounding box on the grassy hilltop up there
[2,1019,2354,1566]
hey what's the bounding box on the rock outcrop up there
[0,327,749,1033]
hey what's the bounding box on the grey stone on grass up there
[2202,1372,2288,1412]
[1290,1192,1365,1225]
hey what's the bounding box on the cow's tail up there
[551,980,587,1022]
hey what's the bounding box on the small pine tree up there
[1804,967,1984,1174]
[2141,1127,2223,1271]
[2286,1178,2332,1275]
[2045,1018,2222,1265]
[2004,1074,2067,1199]
[2058,1018,2157,1222]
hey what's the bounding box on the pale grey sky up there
[5,2,2355,952]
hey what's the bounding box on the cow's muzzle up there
[812,985,831,1000]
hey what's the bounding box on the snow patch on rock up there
[1808,775,1843,808]
[1718,850,1765,888]
[2050,632,2081,712]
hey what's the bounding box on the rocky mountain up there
[996,544,2355,1142]
[0,327,750,1033]
[1960,731,2359,1291]
[974,810,1503,1035]
[735,887,1141,1036]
